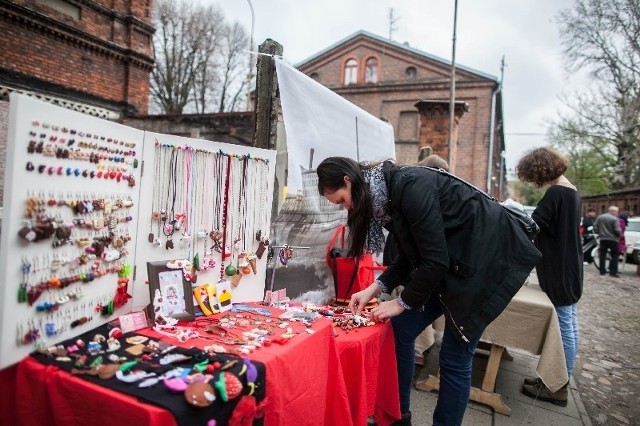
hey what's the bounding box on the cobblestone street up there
[575,263,640,425]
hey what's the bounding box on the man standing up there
[594,206,622,277]
[582,209,597,263]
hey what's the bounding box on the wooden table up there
[416,284,568,415]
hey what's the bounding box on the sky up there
[207,0,583,175]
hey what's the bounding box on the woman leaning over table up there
[316,157,541,426]
[515,147,583,407]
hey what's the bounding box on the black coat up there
[378,163,541,344]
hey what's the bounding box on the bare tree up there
[553,0,640,189]
[191,8,226,114]
[150,0,225,114]
[217,22,250,113]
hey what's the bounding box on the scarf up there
[362,164,392,254]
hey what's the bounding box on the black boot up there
[391,411,412,426]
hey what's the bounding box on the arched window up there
[344,59,358,85]
[309,72,319,81]
[405,66,417,79]
[365,57,378,83]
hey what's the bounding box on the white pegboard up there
[0,95,276,368]
[0,94,145,368]
[131,132,276,311]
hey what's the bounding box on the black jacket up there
[378,163,541,344]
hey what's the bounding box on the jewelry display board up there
[0,95,277,368]
[0,94,144,368]
[132,132,276,312]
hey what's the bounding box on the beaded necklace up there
[220,154,232,281]
[149,143,160,243]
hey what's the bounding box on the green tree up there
[548,132,613,195]
[551,0,640,189]
[512,181,546,206]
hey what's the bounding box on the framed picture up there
[147,261,194,323]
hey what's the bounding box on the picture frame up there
[146,261,194,323]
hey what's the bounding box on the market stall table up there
[416,284,568,415]
[2,307,400,426]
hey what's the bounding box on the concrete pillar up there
[414,100,468,174]
[253,39,284,218]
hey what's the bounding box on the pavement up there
[407,273,593,426]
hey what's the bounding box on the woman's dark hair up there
[515,147,569,187]
[316,157,371,257]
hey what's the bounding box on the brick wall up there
[124,112,255,147]
[0,100,8,207]
[0,0,154,114]
[298,34,502,191]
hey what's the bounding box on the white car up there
[625,217,640,263]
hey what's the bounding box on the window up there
[405,67,417,79]
[365,57,378,83]
[37,0,81,19]
[344,59,358,85]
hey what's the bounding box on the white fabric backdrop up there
[275,58,396,192]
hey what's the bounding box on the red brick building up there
[0,0,155,118]
[296,30,506,196]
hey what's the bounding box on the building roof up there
[295,30,498,82]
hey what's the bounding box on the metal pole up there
[245,0,255,111]
[447,0,459,169]
[355,116,360,162]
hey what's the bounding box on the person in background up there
[515,147,582,407]
[582,209,597,263]
[618,212,628,260]
[594,206,622,277]
[316,156,540,426]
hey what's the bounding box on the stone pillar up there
[253,39,284,218]
[414,100,468,174]
[253,39,283,150]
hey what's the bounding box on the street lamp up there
[245,0,255,111]
[447,0,459,170]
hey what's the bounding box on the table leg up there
[414,344,511,416]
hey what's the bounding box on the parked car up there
[625,217,640,263]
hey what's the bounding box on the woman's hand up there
[348,282,381,315]
[370,299,405,322]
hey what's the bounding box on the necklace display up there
[148,143,271,287]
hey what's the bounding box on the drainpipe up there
[486,83,501,195]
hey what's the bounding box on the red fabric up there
[326,224,377,301]
[335,323,401,426]
[0,364,19,425]
[2,307,400,426]
[14,358,173,426]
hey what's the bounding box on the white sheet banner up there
[274,58,395,192]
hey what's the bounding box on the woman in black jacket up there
[316,157,541,426]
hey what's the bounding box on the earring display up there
[0,94,144,368]
[1,94,276,370]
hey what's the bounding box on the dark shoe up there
[521,382,568,407]
[523,377,543,386]
[610,274,620,278]
[391,411,412,426]
[600,272,606,275]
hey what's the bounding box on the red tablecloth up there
[335,324,400,426]
[0,314,400,426]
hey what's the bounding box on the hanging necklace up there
[148,142,160,243]
[220,154,232,281]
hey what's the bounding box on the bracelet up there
[375,279,389,293]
